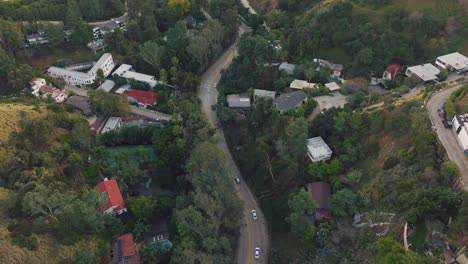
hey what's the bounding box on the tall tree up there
[289,117,308,160]
[167,0,191,18]
[286,189,317,238]
[0,19,24,54]
[139,41,165,72]
[64,0,82,29]
[186,35,210,70]
[7,64,34,92]
[329,189,358,217]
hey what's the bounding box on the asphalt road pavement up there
[198,23,270,264]
[426,83,468,188]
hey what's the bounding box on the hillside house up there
[435,52,468,74]
[227,94,251,109]
[253,89,276,102]
[113,64,160,88]
[95,178,127,216]
[382,64,402,81]
[290,79,317,90]
[405,63,440,82]
[126,89,158,108]
[30,78,68,103]
[273,90,307,113]
[325,82,341,92]
[307,182,332,225]
[48,53,114,86]
[313,58,343,80]
[111,233,141,264]
[26,31,49,46]
[100,117,123,134]
[98,79,116,92]
[307,137,333,162]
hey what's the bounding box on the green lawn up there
[103,145,155,169]
[407,223,428,254]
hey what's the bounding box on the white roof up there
[290,79,316,90]
[115,84,131,94]
[100,116,121,134]
[98,79,115,92]
[254,89,276,99]
[48,66,92,79]
[227,94,251,108]
[307,137,333,161]
[113,64,159,87]
[89,53,112,74]
[279,62,296,74]
[407,63,440,81]
[437,52,468,71]
[325,82,340,91]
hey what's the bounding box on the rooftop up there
[115,84,131,94]
[290,79,317,90]
[89,53,112,74]
[406,63,440,81]
[113,233,141,264]
[273,90,307,111]
[253,89,276,100]
[227,94,251,108]
[98,79,115,92]
[126,89,158,105]
[307,182,331,210]
[48,66,91,79]
[101,117,122,134]
[436,52,468,71]
[325,82,340,91]
[307,136,333,161]
[95,178,126,214]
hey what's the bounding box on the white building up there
[30,78,46,91]
[253,89,276,102]
[435,52,468,74]
[279,62,296,75]
[100,117,123,134]
[307,137,333,162]
[325,82,340,92]
[113,64,160,88]
[98,79,116,92]
[290,79,317,90]
[227,94,251,109]
[452,114,468,155]
[30,77,68,103]
[47,53,115,86]
[405,63,440,82]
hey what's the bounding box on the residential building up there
[279,62,296,75]
[313,58,343,80]
[126,89,158,108]
[452,114,468,155]
[115,84,131,94]
[253,89,276,102]
[26,31,49,46]
[307,137,333,162]
[382,64,402,81]
[147,218,173,254]
[113,64,160,88]
[227,94,251,109]
[47,53,114,86]
[100,117,123,134]
[94,18,125,37]
[325,82,341,92]
[95,178,127,216]
[435,52,468,74]
[273,90,308,113]
[30,78,68,103]
[307,182,332,224]
[290,79,317,90]
[111,233,141,264]
[405,63,440,82]
[65,96,93,116]
[98,79,116,92]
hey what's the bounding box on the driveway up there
[426,84,468,188]
[198,23,269,264]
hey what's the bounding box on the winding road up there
[426,82,468,188]
[198,23,270,264]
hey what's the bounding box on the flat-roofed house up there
[307,136,333,162]
[113,64,160,88]
[435,52,468,74]
[405,63,440,82]
[273,90,308,113]
[253,89,276,102]
[227,94,251,109]
[100,117,123,134]
[290,79,317,90]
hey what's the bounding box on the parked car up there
[251,210,257,220]
[446,120,453,128]
[211,105,216,111]
[213,82,217,88]
[235,176,241,184]
[255,247,260,259]
[442,119,448,128]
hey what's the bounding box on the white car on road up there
[251,210,257,220]
[255,247,260,259]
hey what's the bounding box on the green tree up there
[105,28,128,55]
[376,237,430,264]
[64,0,82,29]
[285,189,317,238]
[0,19,24,53]
[305,68,315,85]
[96,68,105,83]
[168,0,191,18]
[22,185,72,223]
[441,161,461,183]
[44,24,65,47]
[289,117,308,160]
[139,41,165,71]
[126,195,173,223]
[141,15,159,42]
[0,47,15,79]
[329,189,358,217]
[7,64,34,92]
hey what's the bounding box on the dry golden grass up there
[0,104,47,143]
[0,187,99,264]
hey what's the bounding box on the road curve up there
[197,24,270,264]
[426,83,468,187]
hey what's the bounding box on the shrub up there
[12,235,39,250]
[383,156,400,170]
[8,222,32,237]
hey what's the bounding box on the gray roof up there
[273,91,307,111]
[254,89,276,100]
[227,94,251,108]
[65,96,92,115]
[98,79,115,92]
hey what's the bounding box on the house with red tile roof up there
[95,178,127,216]
[382,64,402,81]
[125,89,158,109]
[111,233,141,264]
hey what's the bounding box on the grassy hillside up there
[0,104,46,142]
[0,187,98,264]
